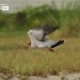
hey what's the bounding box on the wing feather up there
[36,24,59,35]
[33,24,59,41]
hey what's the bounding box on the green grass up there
[0,1,80,37]
[0,1,79,76]
[0,32,80,76]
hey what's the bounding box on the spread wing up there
[33,24,59,41]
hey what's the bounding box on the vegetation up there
[0,33,80,76]
[0,1,80,37]
[0,1,80,76]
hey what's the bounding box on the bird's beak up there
[27,42,31,48]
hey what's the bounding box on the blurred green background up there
[0,0,80,37]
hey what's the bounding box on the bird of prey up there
[27,25,66,52]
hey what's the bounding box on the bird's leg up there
[48,48,55,52]
[27,42,31,48]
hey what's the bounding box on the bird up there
[27,24,66,52]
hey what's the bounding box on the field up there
[0,31,80,76]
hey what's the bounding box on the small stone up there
[47,75,61,80]
[28,76,47,80]
[65,73,80,80]
[8,76,20,80]
[0,77,4,80]
[28,76,40,80]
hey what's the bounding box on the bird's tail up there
[51,40,66,48]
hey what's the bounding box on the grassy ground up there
[0,31,80,76]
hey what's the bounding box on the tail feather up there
[51,40,66,48]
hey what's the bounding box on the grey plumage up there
[36,24,59,35]
[35,24,59,41]
[27,25,66,49]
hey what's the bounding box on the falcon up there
[27,24,66,52]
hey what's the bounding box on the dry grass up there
[0,32,80,76]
